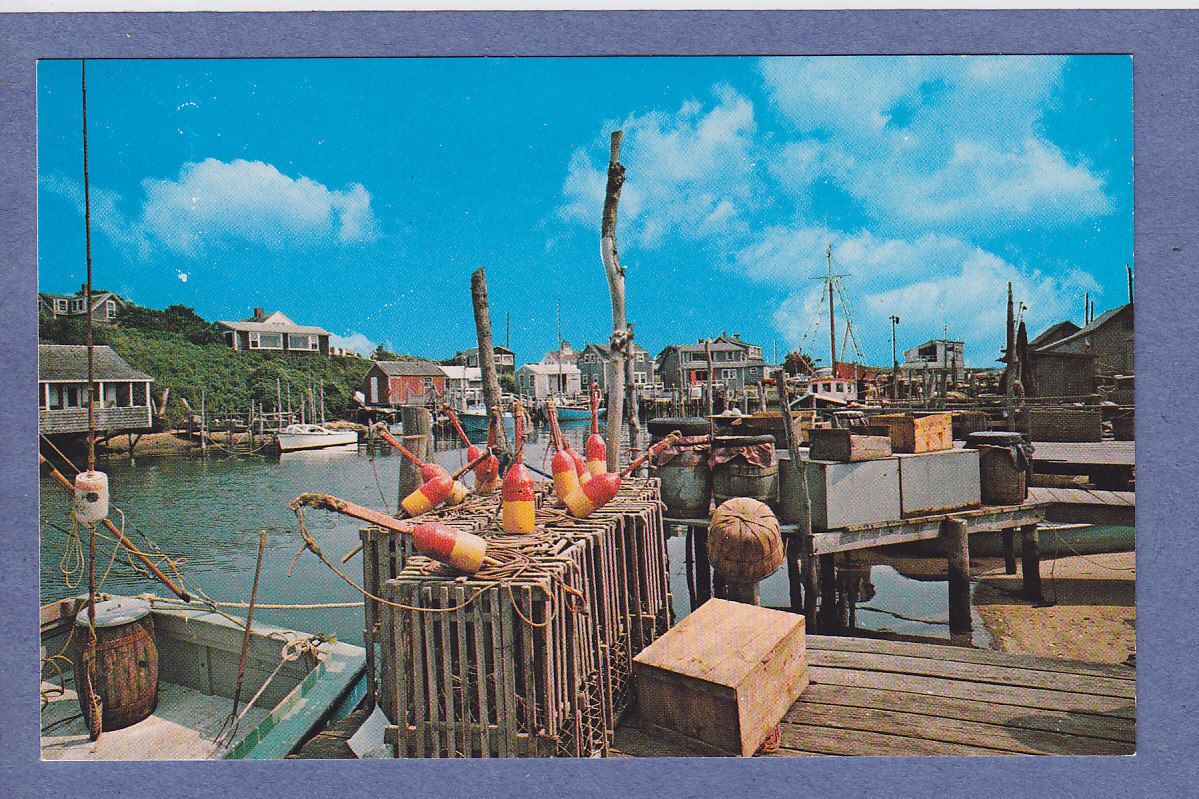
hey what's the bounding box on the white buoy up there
[73,469,109,525]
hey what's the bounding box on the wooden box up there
[872,412,953,453]
[808,426,892,462]
[803,457,902,530]
[633,599,808,757]
[897,449,981,516]
[1026,408,1103,442]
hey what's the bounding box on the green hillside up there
[39,304,375,426]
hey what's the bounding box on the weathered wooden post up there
[470,267,509,454]
[944,517,971,634]
[397,405,433,508]
[1001,527,1018,575]
[693,525,712,604]
[1020,522,1044,603]
[600,130,629,473]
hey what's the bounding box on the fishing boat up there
[275,423,358,453]
[40,595,367,760]
[555,403,604,422]
[457,405,513,435]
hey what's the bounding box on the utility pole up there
[1127,264,1134,303]
[890,315,900,400]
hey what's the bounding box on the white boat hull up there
[276,429,359,452]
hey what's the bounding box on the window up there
[249,332,283,350]
[54,299,67,313]
[106,300,117,319]
[633,372,647,385]
[721,368,737,380]
[288,333,318,351]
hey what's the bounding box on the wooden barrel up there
[711,435,778,506]
[977,445,1027,506]
[71,597,159,732]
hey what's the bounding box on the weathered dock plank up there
[613,634,1135,757]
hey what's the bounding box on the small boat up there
[555,404,604,422]
[457,406,513,435]
[40,595,366,760]
[889,523,1135,559]
[275,424,358,453]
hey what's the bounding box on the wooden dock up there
[1031,440,1135,490]
[613,634,1135,757]
[1028,486,1135,526]
[669,500,1049,635]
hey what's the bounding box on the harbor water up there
[40,421,1033,647]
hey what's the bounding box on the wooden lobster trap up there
[370,477,671,758]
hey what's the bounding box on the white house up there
[439,364,483,408]
[516,362,582,401]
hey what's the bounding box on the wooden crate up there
[872,412,953,453]
[803,457,902,531]
[375,478,671,758]
[633,598,808,757]
[1026,408,1104,442]
[951,410,990,439]
[896,449,981,516]
[808,427,892,462]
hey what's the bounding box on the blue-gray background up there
[2,10,1196,798]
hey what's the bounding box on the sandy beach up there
[974,551,1136,665]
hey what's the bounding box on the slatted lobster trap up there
[360,478,670,757]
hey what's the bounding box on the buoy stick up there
[373,423,426,467]
[619,431,682,478]
[40,454,192,602]
[291,493,417,536]
[452,451,491,481]
[442,405,472,447]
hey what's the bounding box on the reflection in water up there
[41,422,998,647]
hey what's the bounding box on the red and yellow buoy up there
[566,445,590,485]
[546,402,580,503]
[411,521,489,574]
[586,382,607,476]
[501,403,536,534]
[562,432,680,519]
[402,465,454,516]
[444,405,500,494]
[375,423,463,515]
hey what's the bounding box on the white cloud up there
[759,56,1111,229]
[139,159,379,254]
[558,86,760,248]
[739,226,1100,366]
[329,331,383,357]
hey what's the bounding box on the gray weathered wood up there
[943,517,971,634]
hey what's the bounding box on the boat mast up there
[826,244,837,377]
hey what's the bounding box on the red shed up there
[363,360,447,406]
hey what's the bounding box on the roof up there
[39,345,153,382]
[215,310,331,336]
[657,340,746,358]
[438,365,482,381]
[372,360,446,377]
[1029,320,1082,349]
[518,362,581,376]
[1035,304,1133,354]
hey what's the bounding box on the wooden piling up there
[818,555,838,631]
[943,517,971,634]
[1001,527,1017,575]
[1020,523,1044,604]
[693,526,712,604]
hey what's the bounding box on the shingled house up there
[1027,303,1134,397]
[39,344,154,436]
[216,308,331,356]
[39,285,126,325]
[363,360,447,406]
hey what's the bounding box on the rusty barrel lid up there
[75,596,152,628]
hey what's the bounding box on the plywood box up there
[633,599,808,757]
[897,448,982,516]
[872,412,953,453]
[808,427,893,462]
[803,457,902,530]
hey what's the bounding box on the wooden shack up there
[38,344,154,436]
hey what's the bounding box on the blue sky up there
[38,56,1131,367]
